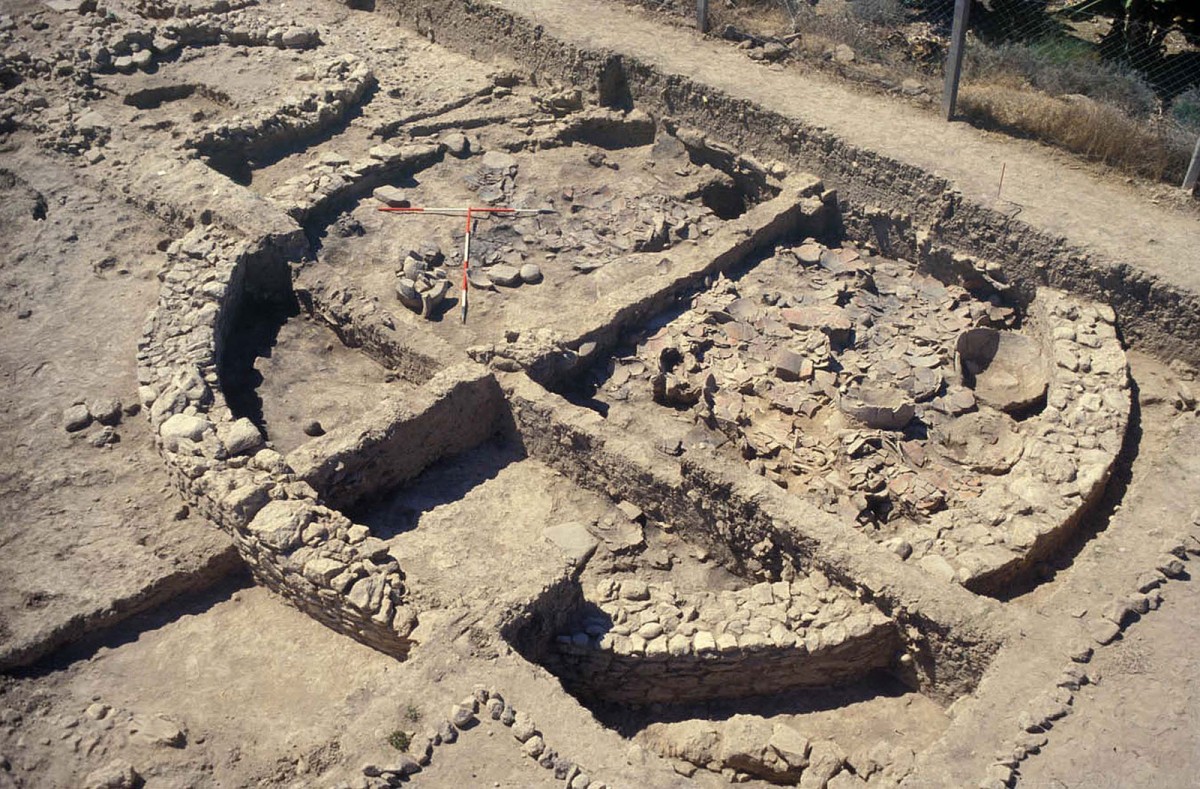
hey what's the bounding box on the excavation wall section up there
[380,0,1200,366]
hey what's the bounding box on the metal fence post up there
[942,0,971,121]
[1184,135,1200,194]
[697,0,709,33]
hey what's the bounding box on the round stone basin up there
[955,328,1047,413]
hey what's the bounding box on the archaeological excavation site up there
[1,0,1199,786]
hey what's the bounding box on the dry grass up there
[622,0,1199,186]
[958,82,1195,182]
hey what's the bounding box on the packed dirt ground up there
[1,0,1200,787]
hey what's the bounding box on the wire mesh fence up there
[609,0,1199,187]
[956,0,1200,183]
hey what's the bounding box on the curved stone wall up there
[547,574,897,704]
[137,225,419,657]
[914,289,1131,592]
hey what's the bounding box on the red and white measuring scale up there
[379,205,556,323]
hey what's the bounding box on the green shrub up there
[966,38,1158,116]
[387,730,410,752]
[1172,87,1200,132]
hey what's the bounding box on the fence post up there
[942,0,971,121]
[1184,135,1200,194]
[697,0,709,33]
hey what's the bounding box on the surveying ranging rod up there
[379,205,556,323]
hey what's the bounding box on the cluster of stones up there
[159,13,320,51]
[391,235,454,318]
[24,3,313,78]
[615,240,1005,504]
[128,0,256,21]
[264,140,443,223]
[0,0,111,156]
[60,394,136,448]
[0,1,320,158]
[979,530,1199,789]
[646,714,915,787]
[4,698,192,789]
[464,147,519,204]
[186,54,374,165]
[559,181,720,265]
[602,240,1129,589]
[137,224,418,656]
[493,179,720,281]
[548,571,895,704]
[908,289,1130,589]
[514,105,655,155]
[360,685,604,789]
[463,115,731,275]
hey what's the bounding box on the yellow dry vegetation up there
[959,82,1194,182]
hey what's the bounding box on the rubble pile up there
[395,238,453,318]
[605,241,1006,525]
[594,241,1130,588]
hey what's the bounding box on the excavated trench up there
[198,77,1133,770]
[149,10,1181,782]
[552,231,1132,600]
[19,0,1186,784]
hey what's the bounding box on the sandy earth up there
[0,0,1199,787]
[1018,580,1200,788]
[495,0,1200,293]
[0,151,236,671]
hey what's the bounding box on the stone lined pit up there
[547,572,897,705]
[7,0,1175,785]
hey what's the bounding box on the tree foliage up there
[1061,0,1199,61]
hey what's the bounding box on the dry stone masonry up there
[588,241,1130,594]
[137,225,419,658]
[8,0,1194,785]
[186,53,375,168]
[548,571,897,704]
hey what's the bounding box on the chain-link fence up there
[617,0,1200,188]
[954,0,1200,184]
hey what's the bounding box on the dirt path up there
[491,0,1200,294]
[1016,578,1200,788]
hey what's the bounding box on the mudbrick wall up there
[380,0,1200,366]
[547,576,898,704]
[287,363,507,513]
[500,374,1004,701]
